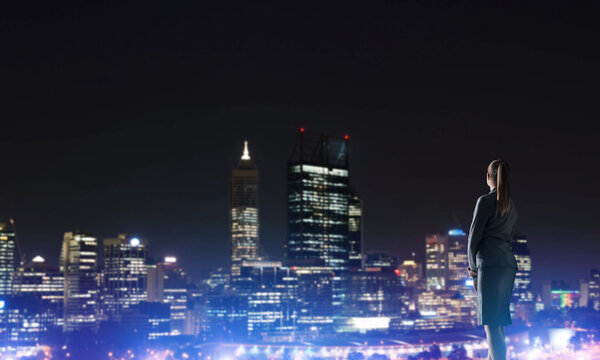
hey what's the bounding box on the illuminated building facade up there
[397,259,423,286]
[230,141,261,282]
[102,234,148,318]
[416,290,473,330]
[292,260,334,333]
[236,261,298,340]
[589,269,600,310]
[285,130,352,312]
[147,257,188,336]
[60,231,99,331]
[425,233,447,291]
[348,266,406,318]
[0,222,16,296]
[446,229,468,292]
[348,186,363,270]
[511,234,534,322]
[11,256,64,341]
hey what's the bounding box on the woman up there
[466,159,518,360]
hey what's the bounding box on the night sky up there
[1,1,599,294]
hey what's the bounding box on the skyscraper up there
[511,234,534,322]
[285,129,352,310]
[230,140,260,282]
[102,234,148,318]
[589,269,600,310]
[446,229,468,292]
[60,231,99,332]
[0,222,16,296]
[348,186,363,270]
[12,256,64,342]
[147,256,188,336]
[425,233,447,291]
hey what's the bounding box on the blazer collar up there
[489,187,497,194]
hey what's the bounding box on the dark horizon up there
[2,1,600,296]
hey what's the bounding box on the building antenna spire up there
[241,140,251,160]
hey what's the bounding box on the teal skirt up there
[476,266,517,326]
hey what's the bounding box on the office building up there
[425,233,447,291]
[103,234,148,318]
[237,260,297,340]
[589,269,600,310]
[147,256,188,336]
[511,234,534,322]
[12,256,64,339]
[60,231,99,332]
[285,129,352,312]
[0,222,16,296]
[446,229,468,292]
[230,141,261,282]
[348,186,363,270]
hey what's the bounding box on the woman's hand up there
[467,267,478,292]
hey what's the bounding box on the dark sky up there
[1,1,599,294]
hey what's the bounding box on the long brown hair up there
[487,159,511,216]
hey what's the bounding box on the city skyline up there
[0,127,597,297]
[2,1,599,299]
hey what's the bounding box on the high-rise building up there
[511,234,534,322]
[589,269,600,310]
[102,234,148,318]
[11,256,64,342]
[425,233,447,291]
[348,186,363,270]
[230,140,260,283]
[0,222,16,296]
[285,129,352,311]
[60,231,99,332]
[446,229,468,292]
[147,256,188,336]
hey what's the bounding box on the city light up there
[130,237,140,247]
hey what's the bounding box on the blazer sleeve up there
[467,195,493,272]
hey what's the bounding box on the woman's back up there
[475,188,518,269]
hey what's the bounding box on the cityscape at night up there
[2,1,600,359]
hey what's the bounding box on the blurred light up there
[344,134,349,140]
[300,128,305,132]
[32,255,45,263]
[351,317,390,329]
[130,238,140,247]
[465,279,474,286]
[164,256,176,263]
[449,229,466,236]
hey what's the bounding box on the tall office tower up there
[0,222,16,296]
[147,257,188,336]
[348,186,363,270]
[589,269,600,310]
[11,256,64,342]
[285,129,352,311]
[102,234,148,318]
[230,140,260,283]
[425,233,448,291]
[446,229,469,292]
[511,234,534,322]
[60,231,99,332]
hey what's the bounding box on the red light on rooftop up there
[300,127,305,132]
[394,269,401,276]
[344,134,349,140]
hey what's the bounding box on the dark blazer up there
[467,187,518,272]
